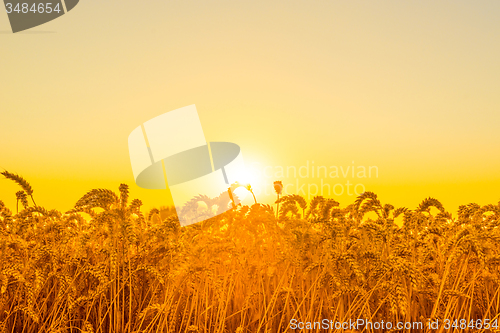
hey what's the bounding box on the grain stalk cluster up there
[0,172,499,332]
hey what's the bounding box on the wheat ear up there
[1,171,37,206]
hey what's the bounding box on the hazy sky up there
[1,1,500,214]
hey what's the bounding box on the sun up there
[229,163,262,204]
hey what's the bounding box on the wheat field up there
[0,171,499,333]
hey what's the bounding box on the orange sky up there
[1,1,500,214]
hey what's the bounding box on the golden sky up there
[1,1,500,214]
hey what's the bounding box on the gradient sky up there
[1,0,500,214]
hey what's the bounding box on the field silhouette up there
[1,171,499,332]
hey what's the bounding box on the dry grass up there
[0,172,500,332]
